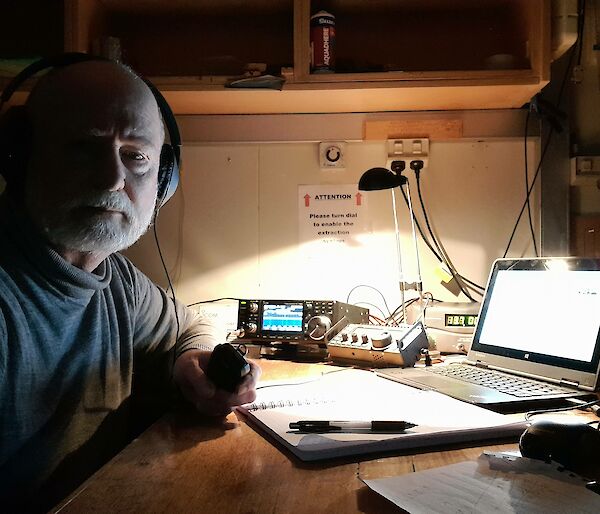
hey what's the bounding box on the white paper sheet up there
[362,452,600,513]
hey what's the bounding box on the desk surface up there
[52,360,594,514]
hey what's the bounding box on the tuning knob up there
[249,302,259,314]
[246,323,258,334]
[371,331,393,349]
[307,315,332,340]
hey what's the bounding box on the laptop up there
[377,257,600,412]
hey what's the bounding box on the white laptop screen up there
[471,258,600,373]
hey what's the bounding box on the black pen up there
[289,420,417,433]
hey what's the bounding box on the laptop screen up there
[471,258,600,374]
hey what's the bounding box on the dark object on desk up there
[519,420,600,479]
[206,343,250,392]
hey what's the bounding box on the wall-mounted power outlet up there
[386,138,429,171]
[571,156,600,186]
[319,142,346,169]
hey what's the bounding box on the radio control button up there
[351,333,359,343]
[249,302,259,314]
[361,334,369,344]
[247,323,258,333]
[371,332,393,348]
[341,333,348,342]
[307,315,331,340]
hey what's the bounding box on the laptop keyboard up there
[426,364,574,397]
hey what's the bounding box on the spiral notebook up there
[236,368,527,462]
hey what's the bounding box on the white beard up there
[34,190,155,254]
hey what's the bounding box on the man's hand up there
[173,349,261,416]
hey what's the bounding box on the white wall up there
[124,124,540,318]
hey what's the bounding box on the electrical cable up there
[502,0,586,258]
[350,302,387,320]
[411,167,476,301]
[152,212,180,400]
[369,314,387,325]
[523,108,539,256]
[502,125,554,258]
[187,297,241,307]
[576,0,587,66]
[399,180,485,296]
[387,297,421,325]
[413,172,474,300]
[153,215,180,343]
[346,284,393,318]
[525,397,600,421]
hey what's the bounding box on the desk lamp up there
[358,161,423,324]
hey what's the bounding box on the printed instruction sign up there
[298,184,369,253]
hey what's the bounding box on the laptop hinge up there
[560,378,580,388]
[474,361,489,369]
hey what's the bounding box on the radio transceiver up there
[236,299,368,344]
[327,322,429,367]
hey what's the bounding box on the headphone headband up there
[0,53,180,210]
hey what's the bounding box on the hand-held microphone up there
[205,343,250,393]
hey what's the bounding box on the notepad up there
[236,368,527,461]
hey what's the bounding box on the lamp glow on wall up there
[358,160,423,323]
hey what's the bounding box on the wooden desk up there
[52,360,594,514]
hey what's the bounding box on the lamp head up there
[358,165,407,191]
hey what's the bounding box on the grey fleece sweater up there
[0,195,219,510]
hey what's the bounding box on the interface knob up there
[371,332,393,349]
[247,323,258,334]
[249,302,259,314]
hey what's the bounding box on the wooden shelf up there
[1,0,551,114]
[158,81,544,115]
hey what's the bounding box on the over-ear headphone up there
[0,53,180,211]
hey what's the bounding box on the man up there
[0,59,260,511]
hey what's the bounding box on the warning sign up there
[298,184,369,249]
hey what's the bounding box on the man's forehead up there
[27,62,163,143]
[71,105,160,136]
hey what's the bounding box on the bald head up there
[26,60,164,144]
[22,60,166,269]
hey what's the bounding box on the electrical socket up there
[570,156,600,186]
[386,138,429,171]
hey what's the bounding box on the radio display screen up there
[261,302,304,333]
[445,314,478,327]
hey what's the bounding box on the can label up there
[310,11,335,73]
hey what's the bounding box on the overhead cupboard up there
[4,1,552,113]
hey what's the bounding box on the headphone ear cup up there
[156,143,179,210]
[0,106,31,193]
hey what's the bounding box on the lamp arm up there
[391,188,407,323]
[403,183,423,298]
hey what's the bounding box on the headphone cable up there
[152,211,180,387]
